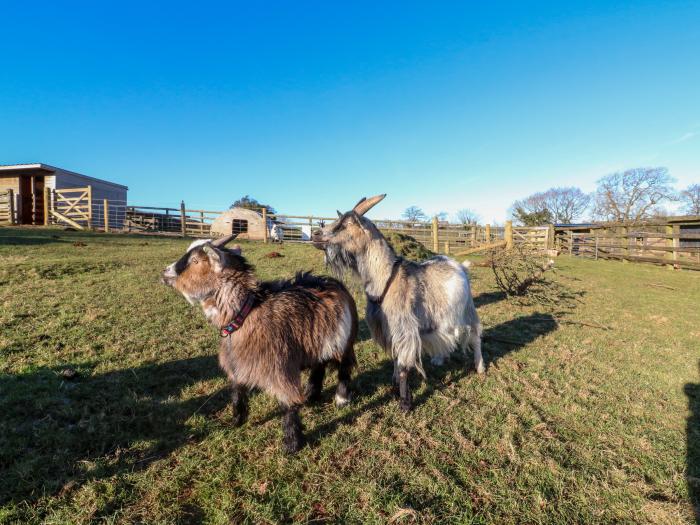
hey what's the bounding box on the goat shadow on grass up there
[686,363,700,524]
[0,234,73,246]
[0,355,227,516]
[305,312,559,447]
[473,291,507,308]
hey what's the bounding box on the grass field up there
[1,226,699,524]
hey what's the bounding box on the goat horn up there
[211,233,239,247]
[352,194,386,216]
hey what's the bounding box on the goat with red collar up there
[161,235,358,453]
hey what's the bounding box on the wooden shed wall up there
[0,176,20,192]
[46,170,128,203]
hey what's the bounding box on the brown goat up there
[162,235,358,453]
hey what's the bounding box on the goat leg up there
[231,383,249,427]
[281,404,305,454]
[398,365,413,412]
[335,352,354,407]
[391,360,401,398]
[304,363,326,403]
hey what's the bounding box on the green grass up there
[1,226,699,524]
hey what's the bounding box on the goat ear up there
[337,210,343,218]
[202,245,223,271]
[352,194,386,216]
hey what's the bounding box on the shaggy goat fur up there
[313,195,483,411]
[162,236,357,453]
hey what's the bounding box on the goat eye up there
[191,257,199,264]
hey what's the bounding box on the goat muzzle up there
[311,230,327,250]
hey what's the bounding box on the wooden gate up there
[0,189,15,224]
[49,186,92,229]
[513,226,550,251]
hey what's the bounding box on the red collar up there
[220,295,256,337]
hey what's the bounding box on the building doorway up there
[18,175,45,224]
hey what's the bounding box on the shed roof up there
[0,163,128,191]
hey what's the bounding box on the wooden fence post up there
[595,235,599,260]
[471,226,477,247]
[262,208,268,243]
[505,220,513,249]
[103,199,109,232]
[432,216,439,252]
[86,185,93,229]
[8,189,15,225]
[485,224,491,242]
[444,241,450,255]
[200,211,205,236]
[547,223,555,250]
[569,230,573,256]
[666,224,679,270]
[180,201,187,237]
[43,187,49,225]
[621,226,629,263]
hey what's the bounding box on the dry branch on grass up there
[646,282,677,291]
[489,246,551,296]
[487,245,566,306]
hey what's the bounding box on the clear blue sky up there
[1,1,698,222]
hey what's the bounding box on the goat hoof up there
[399,399,413,413]
[231,413,248,427]
[430,356,445,366]
[334,392,351,407]
[283,435,305,454]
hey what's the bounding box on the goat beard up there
[323,244,365,298]
[323,244,358,278]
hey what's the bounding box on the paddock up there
[0,226,697,523]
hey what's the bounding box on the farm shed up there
[210,207,272,240]
[0,163,128,226]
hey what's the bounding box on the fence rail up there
[28,184,700,270]
[556,226,700,269]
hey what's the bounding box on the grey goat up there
[312,194,484,411]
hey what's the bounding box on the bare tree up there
[592,167,677,223]
[544,187,591,223]
[509,187,589,225]
[680,184,700,215]
[456,208,480,225]
[402,206,427,222]
[436,211,449,222]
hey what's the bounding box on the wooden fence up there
[556,219,700,270]
[0,189,15,224]
[27,186,554,255]
[47,187,92,229]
